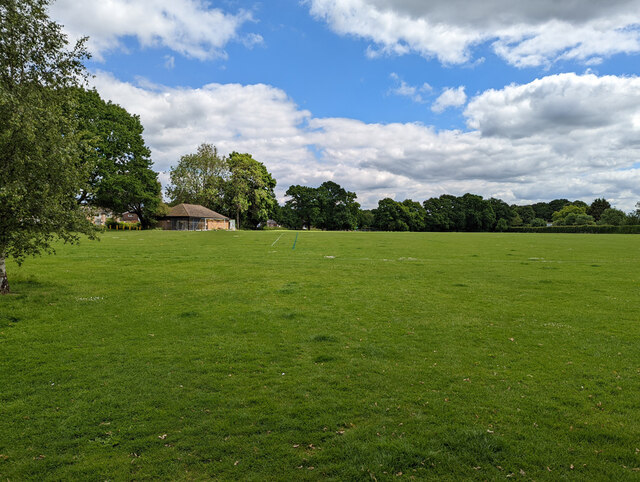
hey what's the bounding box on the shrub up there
[105,218,141,230]
[598,208,626,226]
[531,218,547,227]
[495,219,509,232]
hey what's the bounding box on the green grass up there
[1,231,639,480]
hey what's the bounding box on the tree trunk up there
[0,256,9,295]
[236,207,240,230]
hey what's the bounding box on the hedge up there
[507,225,640,234]
[105,219,142,230]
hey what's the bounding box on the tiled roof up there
[167,203,229,220]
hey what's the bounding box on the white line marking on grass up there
[271,233,284,247]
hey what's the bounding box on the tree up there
[0,0,95,294]
[373,198,409,231]
[423,195,464,231]
[514,205,535,225]
[357,209,375,230]
[598,208,626,226]
[401,199,427,232]
[488,198,517,229]
[549,199,571,217]
[284,185,319,229]
[72,87,161,228]
[225,152,277,228]
[495,218,509,232]
[531,217,547,227]
[587,198,611,221]
[166,143,228,211]
[532,202,553,222]
[95,165,162,229]
[552,205,594,225]
[461,193,495,232]
[315,181,360,230]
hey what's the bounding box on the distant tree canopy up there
[598,208,626,226]
[278,182,359,230]
[368,194,518,232]
[166,145,277,228]
[287,193,638,233]
[588,198,611,221]
[552,205,595,226]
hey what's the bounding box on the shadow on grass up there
[312,334,338,343]
[179,311,200,318]
[0,314,21,328]
[314,355,336,363]
[277,282,299,294]
[441,429,506,466]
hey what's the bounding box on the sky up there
[50,0,640,210]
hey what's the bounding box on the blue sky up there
[51,0,640,209]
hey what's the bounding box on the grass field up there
[1,230,639,480]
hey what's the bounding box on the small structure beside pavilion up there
[158,203,233,231]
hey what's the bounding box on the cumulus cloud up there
[91,72,640,211]
[465,73,640,138]
[306,0,640,67]
[51,0,262,61]
[431,86,467,113]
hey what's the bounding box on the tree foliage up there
[314,181,360,230]
[282,182,359,230]
[552,205,595,226]
[166,143,228,211]
[0,0,95,293]
[73,87,161,228]
[588,198,611,221]
[514,205,535,225]
[598,208,626,226]
[225,152,277,228]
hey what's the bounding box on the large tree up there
[315,181,360,230]
[284,185,320,229]
[587,198,611,222]
[0,0,95,294]
[373,198,410,231]
[225,152,277,228]
[166,143,228,211]
[598,208,626,226]
[514,205,535,225]
[423,195,464,231]
[72,87,161,229]
[283,182,359,230]
[552,205,595,226]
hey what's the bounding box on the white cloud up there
[91,72,640,211]
[465,73,640,139]
[431,86,467,113]
[306,0,640,67]
[51,0,262,61]
[388,73,432,103]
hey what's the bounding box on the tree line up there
[166,148,640,232]
[350,195,640,232]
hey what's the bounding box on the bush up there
[105,218,141,230]
[530,218,547,227]
[495,219,509,232]
[598,208,626,226]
